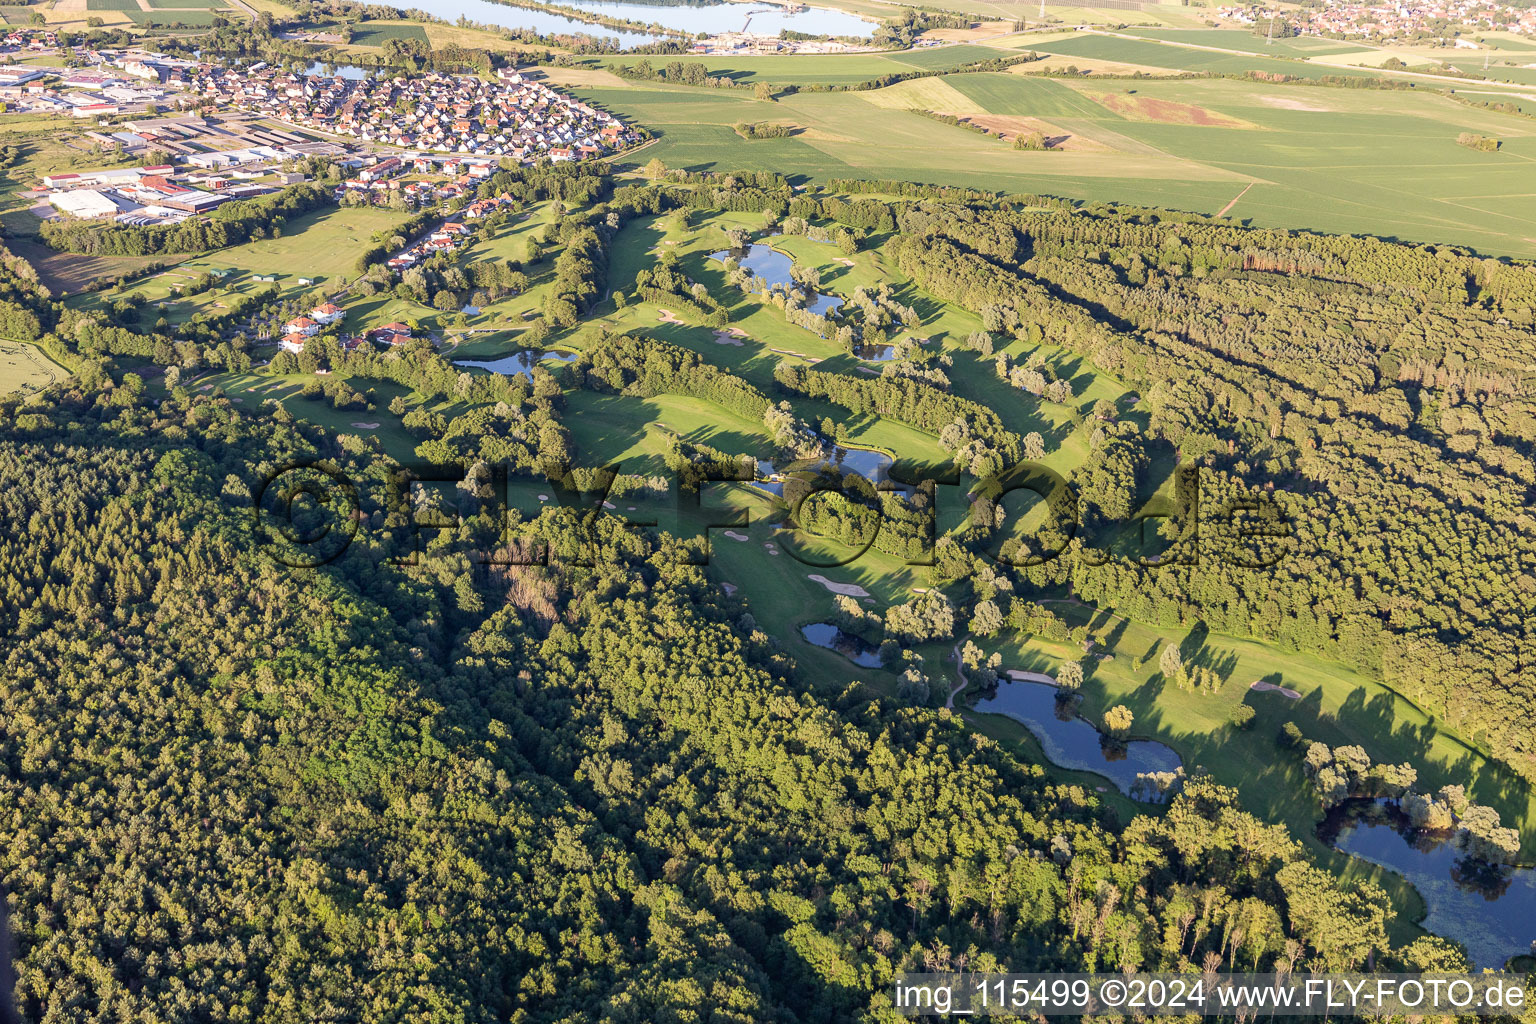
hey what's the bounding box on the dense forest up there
[0,381,1464,1022]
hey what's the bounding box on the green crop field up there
[1119,27,1367,58]
[587,44,1018,87]
[84,0,141,9]
[127,9,224,24]
[1018,32,1381,78]
[350,22,430,45]
[586,68,1536,256]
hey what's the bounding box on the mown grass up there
[0,340,66,396]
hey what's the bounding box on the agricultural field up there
[590,45,1015,87]
[584,61,1536,255]
[348,22,430,46]
[127,10,227,24]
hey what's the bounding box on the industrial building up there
[48,189,120,219]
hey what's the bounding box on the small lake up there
[854,344,895,361]
[756,446,893,490]
[800,622,882,667]
[553,0,875,37]
[403,0,666,45]
[974,679,1183,798]
[710,243,843,317]
[454,348,578,379]
[1322,799,1536,969]
[303,62,372,79]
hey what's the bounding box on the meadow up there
[0,340,65,396]
[62,205,413,321]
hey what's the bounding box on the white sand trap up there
[537,493,550,502]
[808,574,870,598]
[711,330,744,347]
[721,582,738,595]
[602,500,616,509]
[763,543,780,556]
[1250,680,1302,699]
[862,598,875,606]
[723,530,749,541]
[833,257,855,267]
[627,506,637,511]
[229,398,245,403]
[350,421,380,429]
[1006,669,1058,685]
[200,384,214,391]
[656,309,685,325]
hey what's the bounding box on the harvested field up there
[1082,89,1255,128]
[942,113,1109,151]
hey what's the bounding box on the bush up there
[1229,704,1256,730]
[1279,721,1304,748]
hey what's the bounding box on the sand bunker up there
[723,530,749,542]
[656,309,686,325]
[537,493,550,502]
[350,421,380,429]
[857,366,878,375]
[712,330,744,347]
[763,542,780,556]
[808,574,870,598]
[769,347,822,364]
[1250,680,1302,699]
[833,257,855,267]
[602,500,616,509]
[1006,669,1058,686]
[721,581,738,595]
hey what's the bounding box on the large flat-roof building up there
[0,66,48,87]
[155,190,229,214]
[49,189,120,219]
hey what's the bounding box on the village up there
[188,64,636,161]
[1217,0,1536,40]
[19,48,636,229]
